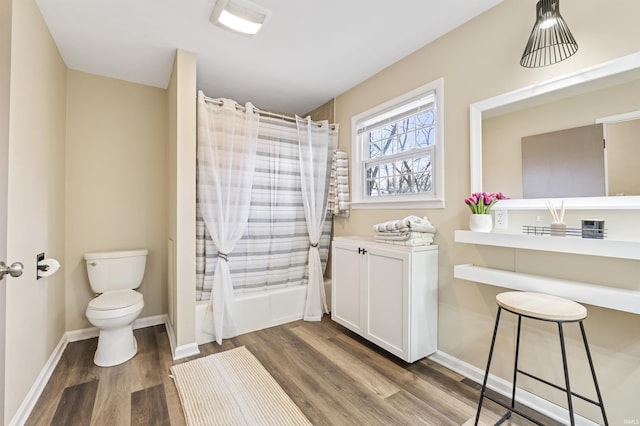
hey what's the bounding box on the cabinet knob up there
[358,247,367,255]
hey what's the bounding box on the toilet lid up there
[89,289,143,311]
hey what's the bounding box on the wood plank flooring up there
[26,317,561,425]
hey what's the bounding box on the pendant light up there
[520,0,578,68]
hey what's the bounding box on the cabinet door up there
[331,242,363,333]
[365,246,409,359]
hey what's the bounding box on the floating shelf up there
[454,230,640,260]
[454,264,640,315]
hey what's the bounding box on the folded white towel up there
[374,231,434,242]
[373,216,437,234]
[374,238,434,247]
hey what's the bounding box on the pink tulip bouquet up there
[465,192,508,214]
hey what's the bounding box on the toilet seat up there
[89,289,142,310]
[87,290,144,320]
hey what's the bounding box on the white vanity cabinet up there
[331,236,438,362]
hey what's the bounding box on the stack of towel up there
[327,149,350,217]
[373,215,437,246]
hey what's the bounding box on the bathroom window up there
[351,78,444,209]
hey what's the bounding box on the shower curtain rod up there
[203,95,333,128]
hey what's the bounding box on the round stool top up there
[496,291,587,321]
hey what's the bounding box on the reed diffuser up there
[547,200,566,236]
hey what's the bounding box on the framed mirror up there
[470,51,640,210]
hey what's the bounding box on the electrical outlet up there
[494,210,508,229]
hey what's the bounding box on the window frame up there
[351,78,445,209]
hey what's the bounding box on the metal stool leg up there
[509,315,523,415]
[474,306,502,426]
[558,323,575,426]
[579,321,609,425]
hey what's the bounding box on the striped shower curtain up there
[196,115,333,304]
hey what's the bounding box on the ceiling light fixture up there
[520,0,578,68]
[210,0,271,36]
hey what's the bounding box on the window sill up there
[351,198,445,210]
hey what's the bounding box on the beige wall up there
[6,0,66,422]
[65,70,168,330]
[166,49,197,351]
[334,0,640,422]
[305,98,335,122]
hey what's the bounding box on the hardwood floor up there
[26,317,560,425]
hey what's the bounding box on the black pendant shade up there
[521,0,578,68]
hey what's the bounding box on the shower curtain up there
[196,91,259,344]
[196,92,338,342]
[297,116,338,320]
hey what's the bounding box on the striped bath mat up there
[170,346,311,425]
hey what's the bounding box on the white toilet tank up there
[84,249,148,293]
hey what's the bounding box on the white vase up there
[469,214,493,232]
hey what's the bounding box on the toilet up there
[84,249,148,367]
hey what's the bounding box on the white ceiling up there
[36,0,503,114]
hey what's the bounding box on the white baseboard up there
[429,350,600,426]
[164,315,178,357]
[66,326,99,342]
[163,316,200,360]
[9,334,69,426]
[66,314,168,343]
[12,314,178,425]
[173,342,200,360]
[134,314,167,330]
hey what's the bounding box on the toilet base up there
[94,324,138,367]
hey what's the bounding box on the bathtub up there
[196,278,332,344]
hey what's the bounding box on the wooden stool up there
[474,291,608,426]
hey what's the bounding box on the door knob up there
[0,261,24,279]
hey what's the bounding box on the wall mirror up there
[470,51,640,210]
